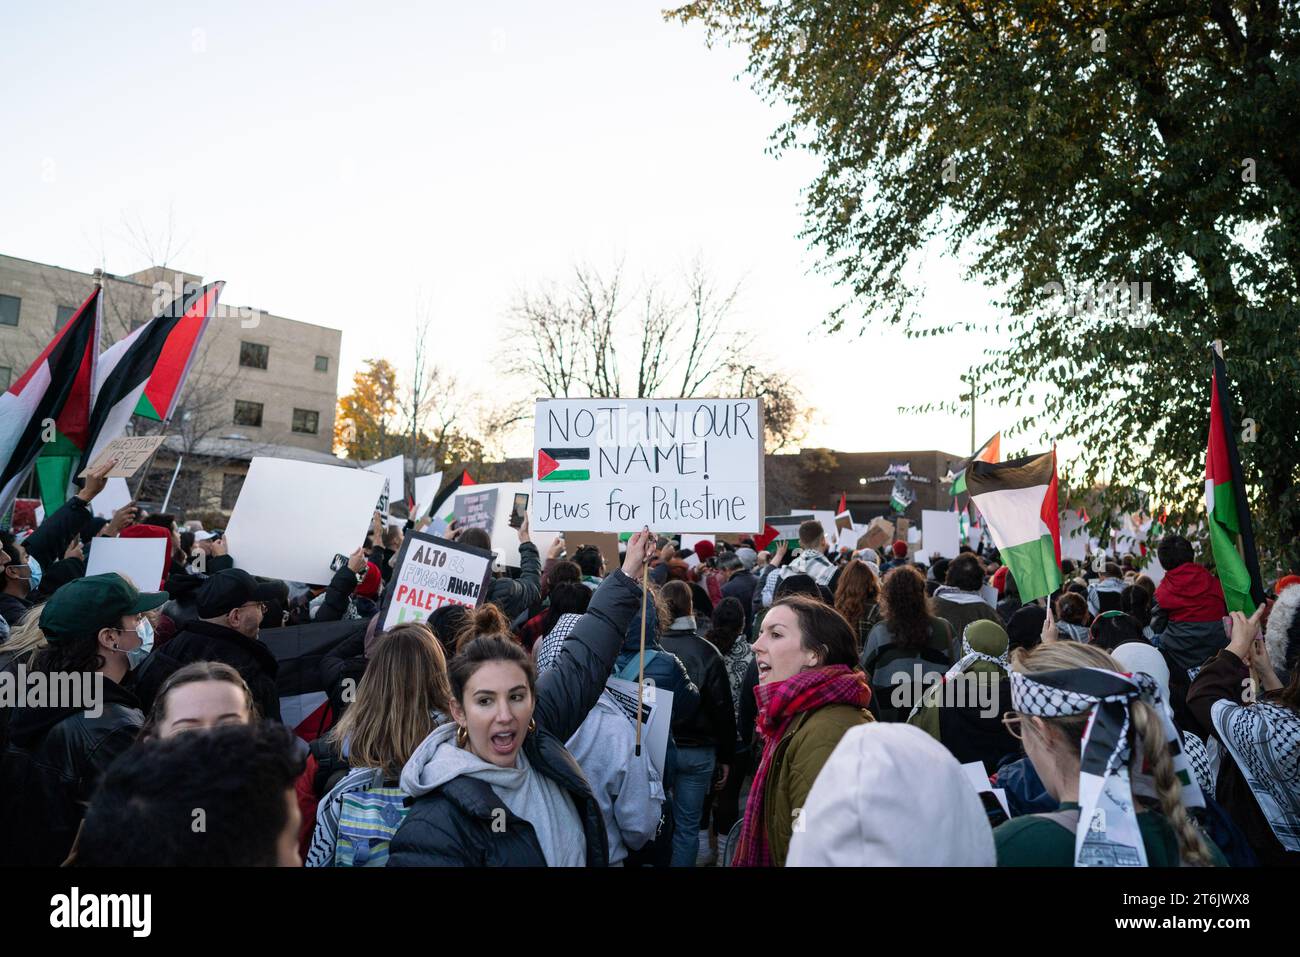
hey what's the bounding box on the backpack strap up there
[616,650,658,682]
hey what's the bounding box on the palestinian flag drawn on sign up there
[966,448,1062,603]
[0,287,103,515]
[951,432,1002,496]
[537,447,590,482]
[77,281,223,476]
[1205,350,1265,614]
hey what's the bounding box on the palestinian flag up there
[537,447,590,482]
[951,432,1002,495]
[1205,350,1265,614]
[967,449,1061,603]
[753,523,782,551]
[0,287,102,514]
[78,281,223,475]
[430,469,476,523]
[268,617,370,741]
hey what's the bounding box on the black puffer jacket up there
[658,623,736,761]
[486,541,542,621]
[0,675,142,865]
[134,620,280,721]
[387,570,643,867]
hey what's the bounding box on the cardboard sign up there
[531,398,765,533]
[85,536,169,591]
[604,677,674,780]
[566,531,619,576]
[412,471,443,520]
[454,488,500,533]
[378,531,494,630]
[79,435,166,478]
[225,457,386,584]
[860,517,894,551]
[921,509,961,560]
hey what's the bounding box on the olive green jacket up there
[764,703,872,866]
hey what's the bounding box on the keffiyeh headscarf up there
[944,620,1010,680]
[535,613,582,675]
[1010,666,1205,867]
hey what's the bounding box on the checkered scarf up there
[1011,666,1204,867]
[535,613,583,676]
[731,664,871,867]
[944,632,1009,681]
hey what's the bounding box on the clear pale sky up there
[1,0,1024,461]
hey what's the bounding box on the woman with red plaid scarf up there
[731,594,872,866]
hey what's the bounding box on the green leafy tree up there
[669,0,1300,570]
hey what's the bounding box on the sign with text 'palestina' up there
[532,398,765,533]
[378,531,495,631]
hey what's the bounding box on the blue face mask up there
[26,556,42,592]
[126,617,154,670]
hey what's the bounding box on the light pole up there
[959,374,976,454]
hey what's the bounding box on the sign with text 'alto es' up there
[531,398,765,533]
[378,531,495,631]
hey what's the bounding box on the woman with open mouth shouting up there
[387,527,660,867]
[730,594,873,867]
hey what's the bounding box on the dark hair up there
[833,560,879,634]
[427,604,471,658]
[662,580,693,620]
[453,603,512,654]
[1088,611,1146,650]
[1060,559,1077,578]
[257,577,290,630]
[458,527,492,552]
[798,520,825,549]
[542,581,591,635]
[769,594,859,669]
[573,545,604,578]
[76,722,305,866]
[1056,591,1088,625]
[179,530,196,556]
[1157,534,1195,571]
[705,597,746,656]
[546,560,582,592]
[143,513,177,534]
[879,565,933,651]
[142,660,257,738]
[31,629,106,675]
[946,553,984,592]
[1103,562,1122,578]
[1121,584,1152,628]
[774,573,821,603]
[448,634,537,704]
[1002,569,1020,600]
[1066,580,1089,598]
[930,558,950,583]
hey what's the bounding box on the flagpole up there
[132,419,170,502]
[159,453,184,512]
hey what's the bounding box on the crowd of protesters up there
[1,465,1297,868]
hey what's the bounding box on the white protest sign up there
[86,536,169,591]
[225,457,385,584]
[604,677,674,780]
[447,481,533,568]
[378,531,494,630]
[921,509,961,559]
[980,583,999,609]
[531,398,765,533]
[366,454,406,512]
[412,471,443,520]
[91,477,133,520]
[961,760,1011,818]
[1060,510,1089,562]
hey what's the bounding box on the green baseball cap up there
[40,573,169,643]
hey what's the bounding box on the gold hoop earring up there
[528,719,536,735]
[456,725,468,748]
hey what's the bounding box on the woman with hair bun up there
[387,529,659,867]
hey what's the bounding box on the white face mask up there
[124,618,154,670]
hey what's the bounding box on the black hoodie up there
[0,673,142,865]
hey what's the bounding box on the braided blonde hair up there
[1012,641,1215,866]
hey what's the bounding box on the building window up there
[292,408,319,434]
[0,294,20,327]
[0,366,10,389]
[233,400,264,427]
[56,304,77,328]
[221,473,245,510]
[239,341,269,370]
[314,355,329,372]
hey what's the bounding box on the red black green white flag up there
[537,447,590,482]
[77,281,223,476]
[1205,350,1265,614]
[430,469,476,523]
[0,287,102,514]
[966,448,1062,602]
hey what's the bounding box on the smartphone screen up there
[509,492,529,528]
